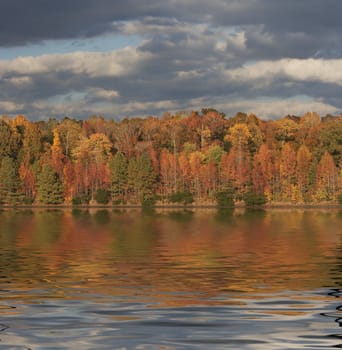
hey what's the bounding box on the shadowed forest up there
[0,110,341,206]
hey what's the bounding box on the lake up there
[0,208,341,349]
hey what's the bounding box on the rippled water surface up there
[0,208,341,349]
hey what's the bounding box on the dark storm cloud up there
[0,0,160,46]
[1,0,341,53]
[1,0,342,119]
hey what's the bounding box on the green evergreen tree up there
[94,188,110,204]
[0,156,24,205]
[338,194,342,205]
[128,154,156,205]
[244,190,267,207]
[37,165,64,204]
[109,152,128,203]
[168,191,194,205]
[215,183,235,208]
[127,156,138,202]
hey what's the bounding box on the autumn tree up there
[0,119,20,161]
[82,115,107,136]
[178,152,191,192]
[62,159,76,203]
[73,133,112,199]
[55,117,82,158]
[272,117,299,145]
[296,144,313,202]
[19,162,36,203]
[314,151,339,201]
[252,144,274,199]
[219,150,236,191]
[188,151,204,199]
[200,108,227,143]
[51,128,65,178]
[297,112,321,144]
[206,145,224,166]
[159,149,178,197]
[316,120,342,166]
[223,123,252,195]
[22,124,41,164]
[203,145,224,196]
[199,160,218,199]
[279,143,297,201]
[114,119,141,158]
[0,110,341,206]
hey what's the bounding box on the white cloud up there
[215,41,227,52]
[0,101,24,112]
[176,70,204,79]
[1,32,341,120]
[212,97,338,119]
[157,95,338,120]
[226,31,247,51]
[226,58,342,86]
[28,97,180,120]
[0,47,153,78]
[91,88,120,100]
[120,99,179,114]
[5,76,32,86]
[120,18,208,36]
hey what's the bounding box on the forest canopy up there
[0,110,341,206]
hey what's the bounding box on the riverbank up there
[1,202,342,209]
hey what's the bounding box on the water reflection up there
[325,234,342,347]
[0,208,341,349]
[167,209,194,222]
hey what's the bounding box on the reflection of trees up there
[167,210,194,222]
[0,210,47,286]
[93,209,110,224]
[242,208,266,219]
[1,209,342,307]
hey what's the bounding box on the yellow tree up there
[315,151,339,201]
[219,150,236,186]
[189,151,204,199]
[279,143,297,201]
[178,152,191,192]
[159,149,178,197]
[72,133,112,199]
[51,128,65,178]
[224,123,252,195]
[55,118,82,158]
[296,144,313,202]
[252,144,274,199]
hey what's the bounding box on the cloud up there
[0,101,24,113]
[1,46,342,120]
[91,88,120,100]
[0,0,146,46]
[0,1,342,120]
[212,97,339,120]
[4,76,32,86]
[226,59,342,86]
[0,48,153,78]
[1,1,341,55]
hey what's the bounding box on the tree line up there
[0,110,341,206]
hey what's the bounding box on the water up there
[0,208,341,349]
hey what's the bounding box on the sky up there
[1,0,342,120]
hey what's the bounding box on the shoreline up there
[1,203,342,210]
